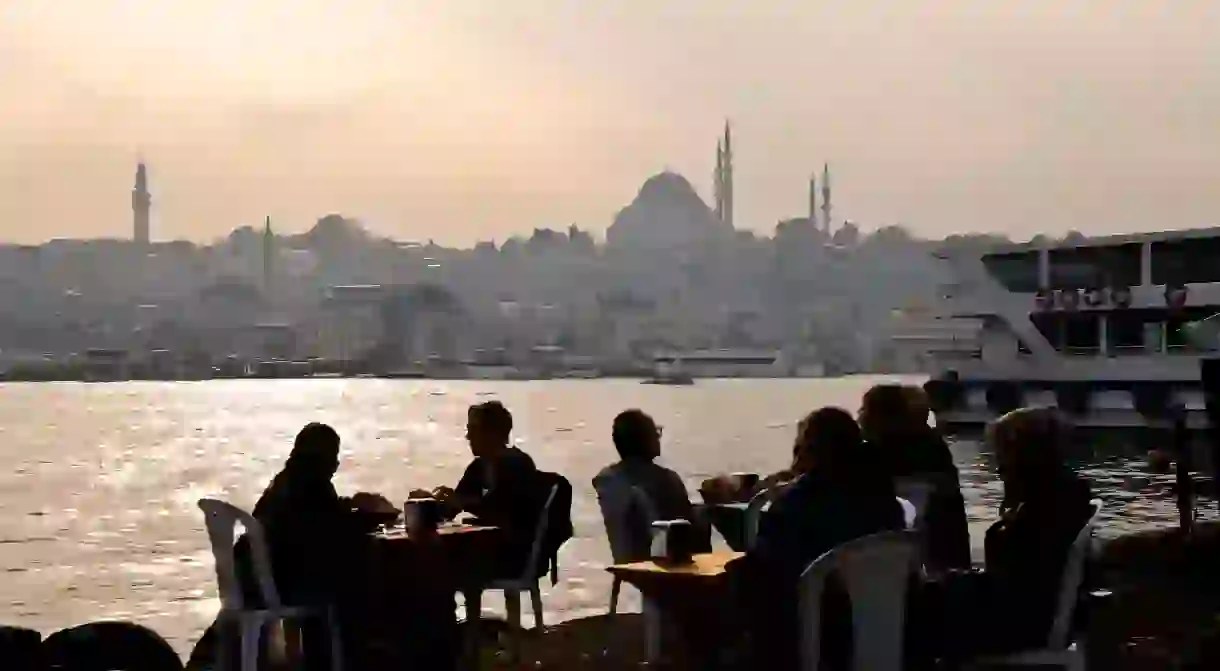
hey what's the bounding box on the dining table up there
[607,551,745,670]
[362,522,504,669]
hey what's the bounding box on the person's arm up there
[448,460,484,515]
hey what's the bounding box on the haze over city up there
[2,1,1219,245]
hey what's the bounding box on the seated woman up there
[731,407,907,670]
[593,409,708,558]
[189,424,440,671]
[860,383,972,571]
[925,406,1094,662]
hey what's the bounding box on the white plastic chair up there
[594,482,660,614]
[593,479,664,661]
[963,498,1104,671]
[743,481,794,549]
[197,498,343,671]
[896,497,917,529]
[798,530,918,671]
[894,477,936,528]
[480,483,558,658]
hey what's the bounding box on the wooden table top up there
[607,551,744,579]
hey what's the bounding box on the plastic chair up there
[593,479,664,661]
[798,530,918,671]
[481,484,558,658]
[963,499,1104,671]
[197,498,343,671]
[594,482,660,614]
[894,477,936,528]
[743,482,794,549]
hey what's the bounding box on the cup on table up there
[403,497,441,536]
[650,519,695,565]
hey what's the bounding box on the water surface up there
[0,377,1202,653]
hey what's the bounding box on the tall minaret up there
[820,163,832,234]
[262,216,274,298]
[808,173,818,229]
[713,140,724,222]
[132,162,151,246]
[721,121,735,229]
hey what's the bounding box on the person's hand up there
[431,485,455,502]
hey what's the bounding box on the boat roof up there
[934,225,1220,259]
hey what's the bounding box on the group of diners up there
[186,383,1097,671]
[597,383,1095,670]
[187,400,568,671]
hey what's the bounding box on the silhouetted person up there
[926,407,1094,662]
[189,423,397,670]
[430,401,541,578]
[593,409,708,558]
[733,407,907,670]
[251,423,390,602]
[860,383,972,571]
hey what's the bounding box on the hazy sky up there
[2,1,1218,245]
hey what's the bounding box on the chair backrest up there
[744,482,793,549]
[198,498,281,611]
[594,476,661,563]
[893,477,936,528]
[797,530,917,671]
[896,497,917,529]
[1045,498,1104,649]
[518,484,560,581]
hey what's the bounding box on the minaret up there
[721,121,734,229]
[132,162,151,246]
[809,174,818,229]
[820,163,832,234]
[713,140,724,222]
[262,216,274,298]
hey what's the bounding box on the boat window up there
[1048,244,1141,289]
[1107,313,1145,354]
[1030,313,1064,351]
[1151,238,1220,285]
[1062,314,1100,355]
[981,251,1040,292]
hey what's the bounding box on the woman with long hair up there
[927,406,1094,663]
[860,383,972,570]
[734,407,906,669]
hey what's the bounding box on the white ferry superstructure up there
[919,227,1220,433]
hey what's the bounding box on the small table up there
[368,524,502,668]
[608,551,744,669]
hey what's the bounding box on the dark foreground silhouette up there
[0,621,183,671]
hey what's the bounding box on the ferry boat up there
[920,227,1220,434]
[651,348,787,379]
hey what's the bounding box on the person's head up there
[612,409,662,461]
[859,383,917,441]
[792,406,865,476]
[986,406,1072,496]
[466,401,513,457]
[286,422,341,481]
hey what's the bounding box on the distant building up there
[606,172,731,250]
[132,163,151,246]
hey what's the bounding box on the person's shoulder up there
[592,462,623,487]
[508,446,536,466]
